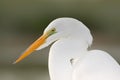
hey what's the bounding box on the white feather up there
[36,17,120,80]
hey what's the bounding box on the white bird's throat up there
[48,38,88,80]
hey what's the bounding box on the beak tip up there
[13,61,17,64]
[13,34,46,65]
[13,59,21,64]
[13,62,16,64]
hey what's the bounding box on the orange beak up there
[13,34,47,64]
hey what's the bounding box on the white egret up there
[14,17,120,80]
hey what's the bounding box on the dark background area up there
[0,0,120,80]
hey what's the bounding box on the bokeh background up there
[0,0,120,80]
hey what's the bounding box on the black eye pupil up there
[52,29,55,31]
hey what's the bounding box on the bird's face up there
[14,18,92,64]
[36,18,75,50]
[14,18,71,63]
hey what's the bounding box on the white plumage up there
[15,17,120,80]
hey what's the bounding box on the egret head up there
[14,17,93,64]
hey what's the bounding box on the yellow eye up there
[46,28,56,38]
[51,28,56,32]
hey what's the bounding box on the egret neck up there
[49,37,88,80]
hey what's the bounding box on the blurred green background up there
[0,0,120,80]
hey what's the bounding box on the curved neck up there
[48,38,88,80]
